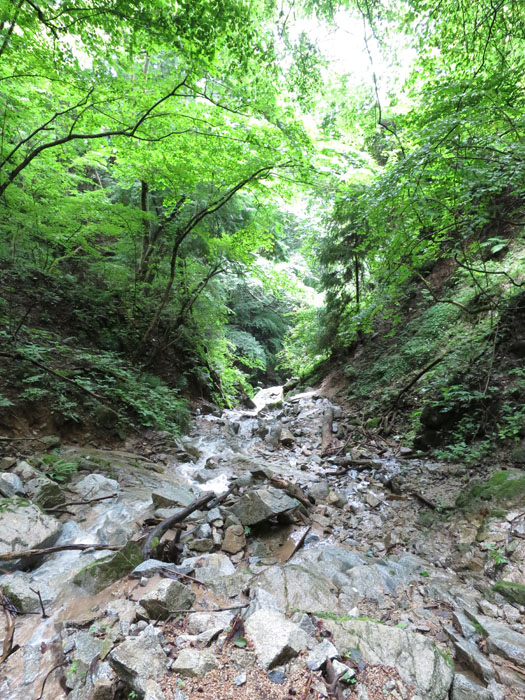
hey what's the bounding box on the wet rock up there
[73,473,120,498]
[222,524,246,554]
[231,486,301,526]
[0,501,62,570]
[73,540,143,594]
[451,674,495,700]
[0,571,55,612]
[152,484,196,509]
[109,626,169,694]
[307,639,339,670]
[245,608,309,669]
[324,619,454,700]
[171,648,217,677]
[139,579,195,619]
[0,472,25,497]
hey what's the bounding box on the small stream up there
[1,385,524,699]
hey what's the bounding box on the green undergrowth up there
[456,470,525,509]
[0,325,190,435]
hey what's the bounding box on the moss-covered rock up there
[492,580,525,606]
[73,540,143,594]
[456,470,525,509]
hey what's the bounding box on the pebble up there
[234,672,247,686]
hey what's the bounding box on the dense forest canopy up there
[0,0,524,458]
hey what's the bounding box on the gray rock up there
[252,563,341,614]
[231,486,300,526]
[152,484,195,509]
[324,619,454,700]
[234,672,247,686]
[188,538,214,552]
[0,572,55,613]
[307,481,330,501]
[144,680,167,700]
[181,553,235,582]
[73,540,143,594]
[451,674,495,700]
[25,474,65,509]
[245,608,309,669]
[0,472,25,497]
[109,626,169,694]
[73,473,120,498]
[447,629,494,682]
[307,639,339,670]
[186,611,234,635]
[468,613,525,667]
[171,648,217,677]
[0,501,62,570]
[244,587,285,619]
[222,524,246,554]
[139,579,195,619]
[130,559,168,579]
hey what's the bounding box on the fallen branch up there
[35,662,67,700]
[269,475,312,509]
[142,491,216,559]
[0,543,119,562]
[321,406,334,455]
[324,458,383,476]
[383,352,448,434]
[29,588,48,618]
[164,603,249,623]
[0,595,16,664]
[160,567,207,586]
[46,493,118,512]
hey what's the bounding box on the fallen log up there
[142,491,216,559]
[321,406,334,455]
[269,475,311,509]
[0,543,120,562]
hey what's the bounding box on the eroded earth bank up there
[1,386,524,700]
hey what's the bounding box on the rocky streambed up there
[0,386,524,700]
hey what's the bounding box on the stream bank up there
[0,385,524,700]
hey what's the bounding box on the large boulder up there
[231,486,300,526]
[0,501,62,570]
[245,608,309,669]
[151,484,195,509]
[73,540,143,593]
[251,563,341,614]
[72,474,120,499]
[324,619,454,700]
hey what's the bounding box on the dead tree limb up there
[142,491,216,559]
[0,543,119,562]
